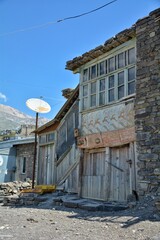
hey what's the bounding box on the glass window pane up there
[39,135,46,144]
[118,71,124,85]
[125,51,127,66]
[91,65,96,79]
[99,92,105,105]
[128,67,135,81]
[118,52,125,68]
[106,60,108,74]
[83,85,88,96]
[128,48,135,64]
[82,98,88,110]
[99,61,105,75]
[128,81,135,95]
[109,89,115,102]
[108,75,114,88]
[91,95,96,107]
[83,69,88,82]
[91,82,96,94]
[22,157,26,174]
[47,133,55,142]
[118,86,124,99]
[108,57,115,72]
[99,79,105,91]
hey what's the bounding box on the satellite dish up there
[26,98,51,189]
[26,98,51,113]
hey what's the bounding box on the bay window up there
[81,46,136,110]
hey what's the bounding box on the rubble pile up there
[127,189,160,220]
[2,192,48,207]
[0,181,160,217]
[0,181,31,201]
[140,188,160,212]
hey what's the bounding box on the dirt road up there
[0,201,160,240]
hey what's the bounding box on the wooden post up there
[78,149,84,197]
[32,112,38,189]
[105,147,110,201]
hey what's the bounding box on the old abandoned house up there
[66,8,160,201]
[14,138,35,182]
[36,86,79,192]
[0,137,34,183]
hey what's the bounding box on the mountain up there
[0,104,50,132]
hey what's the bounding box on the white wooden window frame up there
[80,41,136,111]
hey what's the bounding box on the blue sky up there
[0,0,159,120]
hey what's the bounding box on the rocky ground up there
[0,191,160,240]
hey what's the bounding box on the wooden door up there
[81,144,135,201]
[82,148,106,200]
[38,144,54,185]
[46,145,54,184]
[108,144,135,201]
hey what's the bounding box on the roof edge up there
[66,25,136,72]
[36,84,79,133]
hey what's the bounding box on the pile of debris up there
[0,181,32,202]
[2,192,48,207]
[0,182,55,206]
[126,189,160,220]
[0,181,160,217]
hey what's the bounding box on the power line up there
[0,0,117,37]
[0,22,57,37]
[57,0,117,22]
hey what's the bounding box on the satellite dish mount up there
[26,98,51,188]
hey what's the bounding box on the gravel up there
[0,196,160,240]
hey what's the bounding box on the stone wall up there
[15,143,34,182]
[135,8,160,196]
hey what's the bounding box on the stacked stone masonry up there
[15,143,34,182]
[135,8,160,196]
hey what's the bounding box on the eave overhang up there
[36,84,79,134]
[66,26,136,72]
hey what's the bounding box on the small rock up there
[13,189,18,194]
[138,228,144,231]
[0,226,5,230]
[22,182,31,188]
[27,218,38,223]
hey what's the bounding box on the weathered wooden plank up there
[82,149,106,200]
[81,143,136,201]
[56,144,79,193]
[105,147,111,200]
[109,145,131,201]
[130,142,136,190]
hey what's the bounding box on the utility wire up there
[0,0,117,37]
[0,22,57,37]
[57,0,117,22]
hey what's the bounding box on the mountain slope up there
[0,104,50,131]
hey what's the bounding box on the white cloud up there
[0,92,7,102]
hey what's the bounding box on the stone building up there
[66,8,160,200]
[0,137,34,183]
[14,140,35,182]
[135,8,160,196]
